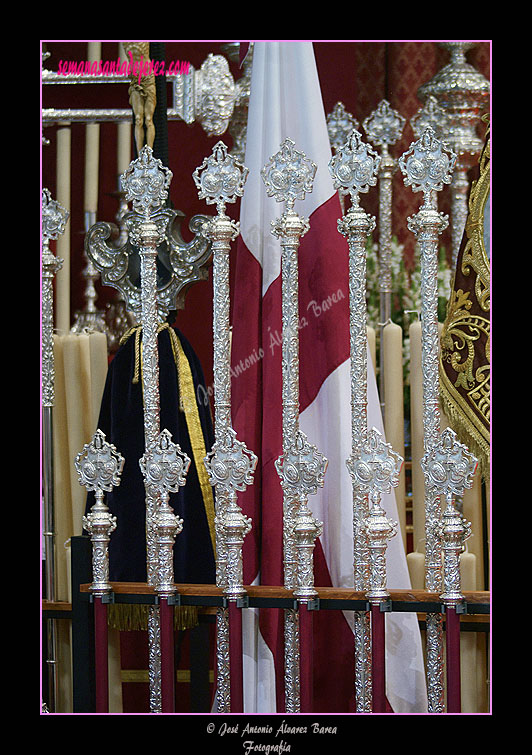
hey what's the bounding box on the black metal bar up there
[71,535,95,712]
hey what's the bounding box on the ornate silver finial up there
[420,426,477,505]
[275,431,326,601]
[139,428,191,494]
[346,426,403,502]
[261,137,317,210]
[328,128,381,204]
[410,95,452,142]
[363,99,406,152]
[327,102,360,154]
[399,126,456,196]
[139,429,190,596]
[76,430,124,596]
[421,427,476,604]
[76,429,125,494]
[121,145,173,219]
[193,140,248,212]
[276,430,328,501]
[204,426,257,495]
[347,428,401,602]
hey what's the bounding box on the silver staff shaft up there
[262,138,325,713]
[194,141,256,712]
[399,127,456,712]
[120,146,173,714]
[41,188,68,712]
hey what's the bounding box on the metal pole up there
[262,138,326,713]
[41,188,68,712]
[120,145,173,713]
[194,142,256,713]
[399,127,456,712]
[76,429,124,713]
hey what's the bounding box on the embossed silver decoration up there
[119,145,174,713]
[332,129,379,711]
[263,138,324,712]
[350,428,400,602]
[42,189,67,408]
[77,430,124,596]
[421,427,476,605]
[400,127,456,713]
[194,141,255,712]
[411,95,452,142]
[327,102,360,154]
[140,429,189,596]
[418,42,490,268]
[363,100,406,413]
[41,187,68,713]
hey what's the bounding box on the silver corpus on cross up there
[399,125,461,713]
[262,137,326,713]
[77,430,124,597]
[194,141,257,712]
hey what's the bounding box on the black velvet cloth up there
[86,326,216,585]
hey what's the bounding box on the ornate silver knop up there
[411,95,451,142]
[77,430,124,596]
[347,427,403,500]
[329,129,381,203]
[421,428,476,605]
[276,431,328,500]
[204,426,257,495]
[421,427,478,504]
[261,137,317,210]
[139,429,190,596]
[193,140,248,211]
[363,99,405,152]
[121,145,173,219]
[398,126,456,196]
[327,102,360,154]
[347,428,401,602]
[139,428,191,495]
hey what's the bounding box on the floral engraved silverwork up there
[121,145,173,219]
[194,142,254,711]
[329,128,381,204]
[399,126,456,197]
[327,102,360,155]
[262,137,317,210]
[400,127,457,713]
[347,428,401,603]
[363,99,406,153]
[42,188,68,408]
[193,140,248,211]
[262,138,324,712]
[139,429,190,597]
[421,428,476,606]
[77,430,124,596]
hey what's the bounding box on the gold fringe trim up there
[439,369,490,482]
[119,324,217,556]
[107,603,199,632]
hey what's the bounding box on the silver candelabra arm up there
[76,430,124,596]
